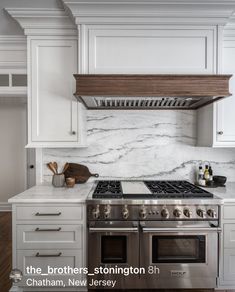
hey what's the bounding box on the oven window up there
[152,235,205,263]
[101,236,127,263]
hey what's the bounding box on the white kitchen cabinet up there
[218,204,235,288]
[197,30,235,147]
[223,249,235,282]
[12,203,87,290]
[27,37,86,148]
[216,42,235,144]
[224,224,235,248]
[17,249,84,287]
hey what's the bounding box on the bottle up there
[198,165,205,186]
[208,166,213,182]
[204,165,210,183]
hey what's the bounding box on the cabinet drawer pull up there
[36,252,62,257]
[35,212,61,216]
[35,227,61,232]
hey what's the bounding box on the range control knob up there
[92,205,100,219]
[173,208,182,218]
[104,205,111,219]
[207,209,216,218]
[161,208,169,218]
[139,206,147,219]
[197,209,206,218]
[184,208,192,218]
[122,205,129,220]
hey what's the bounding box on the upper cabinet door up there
[197,30,235,148]
[28,38,86,148]
[216,39,235,145]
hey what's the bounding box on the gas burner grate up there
[144,180,213,198]
[93,180,123,198]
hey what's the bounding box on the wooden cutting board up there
[64,163,99,183]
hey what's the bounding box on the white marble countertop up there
[8,183,94,203]
[7,181,235,204]
[203,182,235,203]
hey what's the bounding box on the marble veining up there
[42,110,235,183]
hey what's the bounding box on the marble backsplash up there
[42,110,235,183]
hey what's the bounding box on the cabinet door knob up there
[218,131,223,135]
[71,131,76,135]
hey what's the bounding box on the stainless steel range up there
[87,180,221,289]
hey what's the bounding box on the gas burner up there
[144,180,213,198]
[93,180,123,198]
[144,181,177,194]
[92,180,213,199]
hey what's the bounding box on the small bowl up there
[66,177,76,188]
[213,175,227,186]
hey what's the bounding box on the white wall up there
[0,102,27,202]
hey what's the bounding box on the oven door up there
[88,221,139,289]
[140,221,220,289]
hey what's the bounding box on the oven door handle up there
[141,227,221,233]
[89,227,139,233]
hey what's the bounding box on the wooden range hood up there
[74,74,232,110]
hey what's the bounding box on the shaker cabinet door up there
[28,38,85,147]
[17,249,84,287]
[223,249,235,281]
[197,37,235,147]
[216,42,235,144]
[216,89,235,144]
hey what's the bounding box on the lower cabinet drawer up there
[224,223,235,248]
[16,205,83,221]
[17,249,86,287]
[17,224,82,249]
[224,249,235,281]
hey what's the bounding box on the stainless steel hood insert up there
[74,74,232,110]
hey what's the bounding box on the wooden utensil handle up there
[46,162,56,174]
[62,162,69,174]
[91,173,99,178]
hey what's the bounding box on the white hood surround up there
[6,1,235,183]
[62,0,235,74]
[43,0,235,183]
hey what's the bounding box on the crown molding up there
[5,8,77,36]
[63,0,235,25]
[224,11,235,36]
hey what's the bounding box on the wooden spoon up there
[47,162,57,174]
[62,162,70,174]
[53,162,58,174]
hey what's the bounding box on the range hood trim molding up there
[74,74,232,110]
